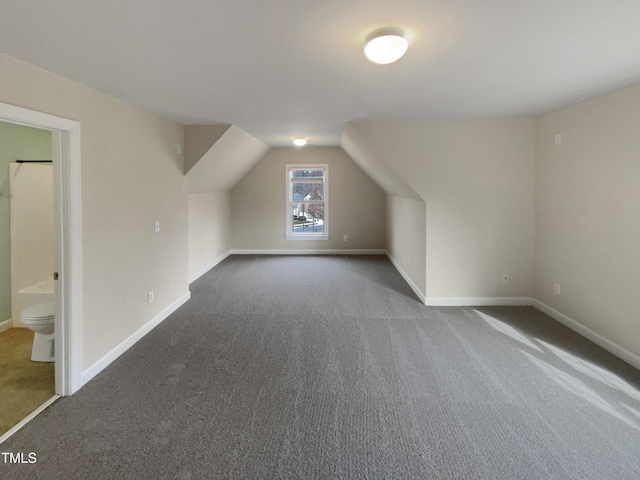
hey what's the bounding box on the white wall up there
[9,163,53,327]
[231,147,386,251]
[386,195,426,300]
[188,191,231,281]
[0,122,51,325]
[0,51,188,370]
[349,119,536,301]
[535,83,640,359]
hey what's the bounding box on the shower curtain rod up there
[16,160,52,163]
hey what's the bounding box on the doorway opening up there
[0,102,82,440]
[0,121,54,436]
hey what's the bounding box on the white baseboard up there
[80,291,191,387]
[189,251,231,283]
[229,249,386,255]
[0,318,11,333]
[384,251,427,303]
[533,299,640,371]
[426,297,534,307]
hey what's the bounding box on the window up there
[285,164,329,240]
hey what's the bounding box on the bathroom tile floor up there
[0,328,54,436]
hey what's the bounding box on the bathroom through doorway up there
[0,102,82,441]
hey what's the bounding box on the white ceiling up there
[1,0,639,146]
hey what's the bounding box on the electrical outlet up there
[343,235,348,241]
[553,283,560,295]
[154,221,160,233]
[502,273,509,283]
[148,291,154,304]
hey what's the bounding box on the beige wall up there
[187,125,269,194]
[349,119,536,300]
[184,124,230,174]
[231,146,385,250]
[386,195,426,299]
[0,52,188,369]
[535,83,640,358]
[188,192,231,280]
[341,124,421,200]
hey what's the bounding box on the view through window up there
[286,164,328,240]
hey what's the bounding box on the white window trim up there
[285,164,329,240]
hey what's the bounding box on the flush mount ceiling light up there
[363,27,408,64]
[292,137,308,146]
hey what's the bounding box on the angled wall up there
[186,125,269,194]
[184,124,231,174]
[348,119,536,303]
[341,124,421,200]
[341,125,425,299]
[185,124,269,280]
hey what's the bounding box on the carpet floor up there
[2,255,640,479]
[0,328,55,436]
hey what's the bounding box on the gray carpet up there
[2,255,640,479]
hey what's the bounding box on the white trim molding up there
[230,249,386,255]
[426,297,534,307]
[384,251,426,303]
[189,251,231,283]
[533,300,640,371]
[285,163,329,241]
[80,291,191,387]
[285,234,330,241]
[55,124,83,396]
[0,319,11,333]
[0,102,83,396]
[0,395,60,445]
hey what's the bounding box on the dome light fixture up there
[364,27,408,64]
[292,137,308,147]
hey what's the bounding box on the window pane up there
[291,203,324,234]
[291,182,324,201]
[291,169,324,178]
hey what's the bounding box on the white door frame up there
[0,102,82,395]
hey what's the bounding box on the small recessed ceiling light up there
[364,27,408,64]
[292,137,308,146]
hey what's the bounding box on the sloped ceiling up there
[184,124,231,174]
[186,125,269,194]
[341,123,421,201]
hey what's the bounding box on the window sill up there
[285,234,329,241]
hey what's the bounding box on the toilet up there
[20,302,55,362]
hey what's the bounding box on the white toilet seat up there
[20,302,55,362]
[21,302,55,322]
